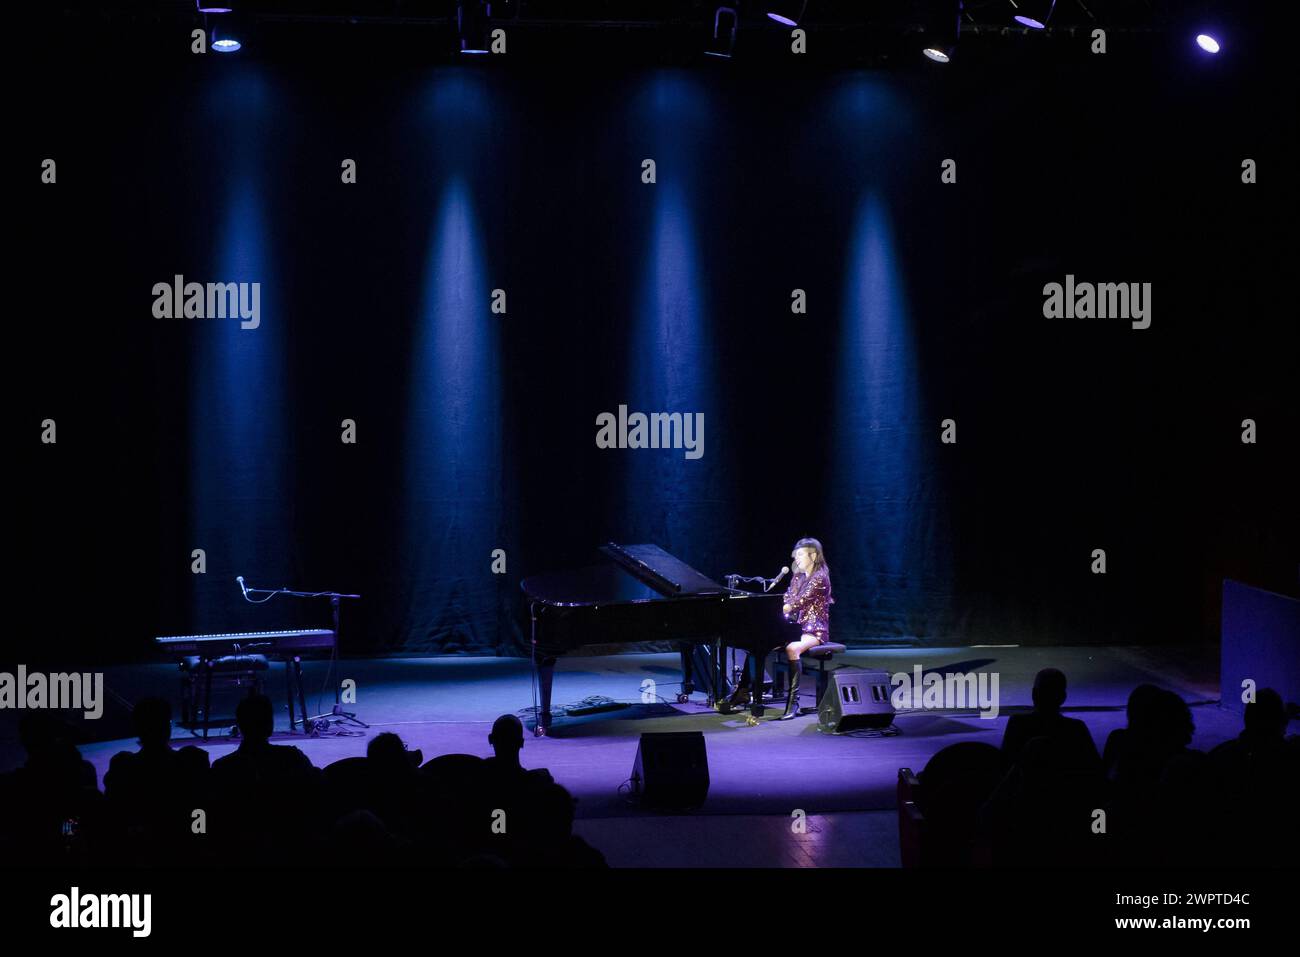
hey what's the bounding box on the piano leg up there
[285,659,297,731]
[747,651,766,719]
[292,656,310,734]
[535,656,556,736]
[713,638,724,708]
[202,661,214,741]
[677,645,695,703]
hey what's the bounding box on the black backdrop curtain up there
[14,43,1298,664]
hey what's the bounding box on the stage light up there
[1011,0,1055,30]
[195,1,242,51]
[458,0,491,54]
[766,1,806,27]
[706,6,738,58]
[921,0,961,63]
[1196,33,1221,54]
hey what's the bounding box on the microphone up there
[765,566,791,592]
[237,575,248,599]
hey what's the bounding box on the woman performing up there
[719,537,833,721]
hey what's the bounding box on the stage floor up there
[1,646,1234,822]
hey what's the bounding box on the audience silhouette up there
[909,673,1297,868]
[102,696,209,865]
[4,676,1294,869]
[1000,668,1101,774]
[0,712,101,865]
[484,713,554,786]
[209,693,320,864]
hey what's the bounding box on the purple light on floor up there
[213,38,241,53]
[767,13,797,26]
[1196,34,1221,54]
[1014,15,1045,29]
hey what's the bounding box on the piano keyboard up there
[154,629,336,657]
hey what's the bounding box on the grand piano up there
[520,543,791,734]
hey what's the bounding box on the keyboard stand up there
[286,656,311,733]
[305,595,369,734]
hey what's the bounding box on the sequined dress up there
[783,567,833,642]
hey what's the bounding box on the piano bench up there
[179,654,270,740]
[181,654,271,673]
[805,642,848,660]
[771,643,848,711]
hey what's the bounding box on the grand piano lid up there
[520,543,727,607]
[598,543,725,595]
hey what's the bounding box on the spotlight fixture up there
[1187,1,1229,56]
[706,6,738,58]
[1011,0,1055,30]
[1195,33,1221,54]
[195,1,240,51]
[458,0,491,54]
[921,1,962,63]
[766,1,806,28]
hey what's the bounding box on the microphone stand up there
[725,573,777,592]
[240,581,365,734]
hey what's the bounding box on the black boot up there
[718,670,752,714]
[776,660,801,720]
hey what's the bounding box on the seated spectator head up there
[132,696,173,749]
[1031,668,1068,713]
[489,714,525,760]
[1125,683,1164,733]
[1244,688,1287,742]
[920,741,1009,816]
[16,712,86,781]
[235,693,274,744]
[367,732,416,772]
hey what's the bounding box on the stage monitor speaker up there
[818,669,895,733]
[631,731,709,809]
